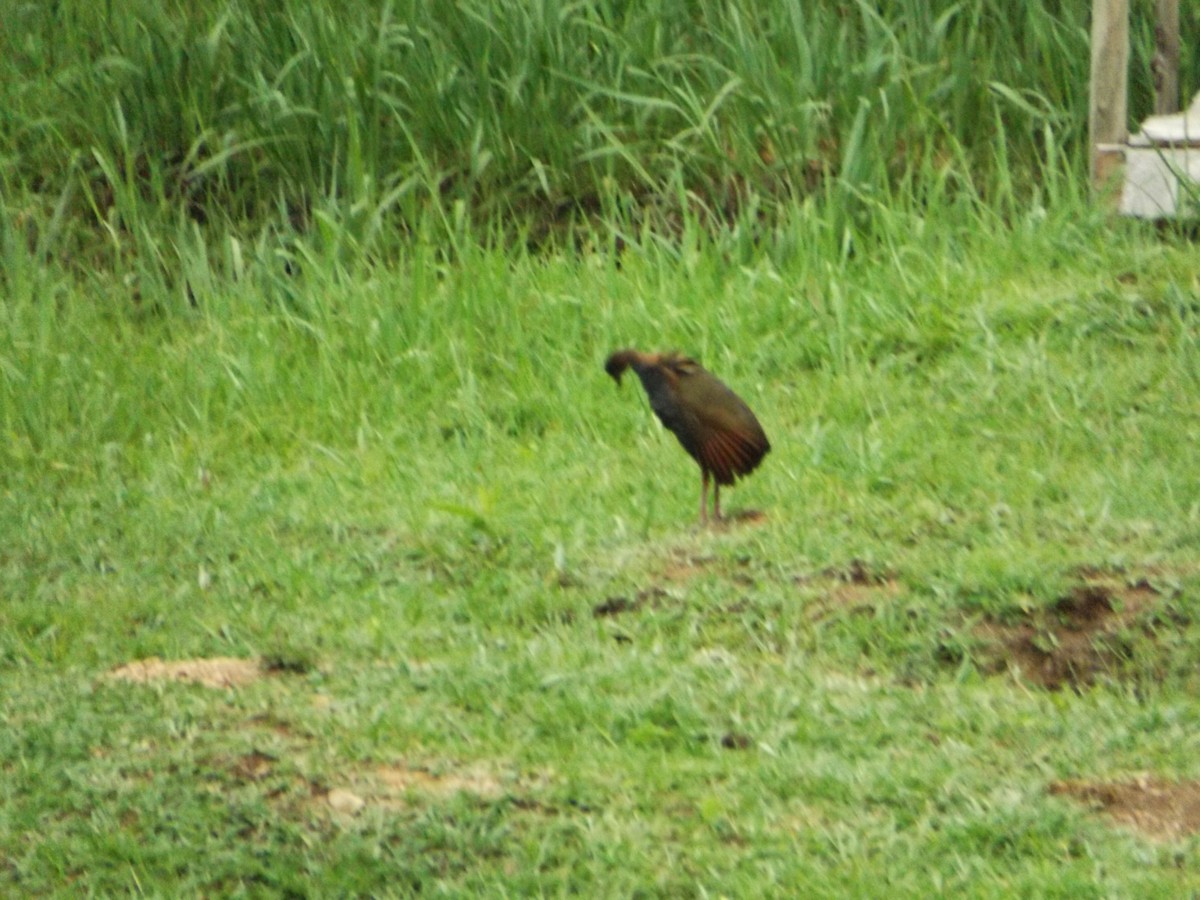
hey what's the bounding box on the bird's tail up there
[604,349,655,385]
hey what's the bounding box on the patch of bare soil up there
[230,750,278,782]
[595,555,900,629]
[1050,776,1200,841]
[717,508,767,527]
[658,549,717,583]
[797,559,902,621]
[206,743,544,820]
[592,550,763,622]
[594,531,774,621]
[105,657,263,689]
[976,572,1165,690]
[374,763,507,800]
[317,762,548,818]
[593,585,669,618]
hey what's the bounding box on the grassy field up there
[4,0,1200,895]
[4,202,1200,894]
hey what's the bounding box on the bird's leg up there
[699,469,710,524]
[713,482,722,522]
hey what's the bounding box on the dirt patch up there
[595,540,769,622]
[718,508,767,527]
[1050,776,1200,840]
[315,762,545,817]
[209,753,540,820]
[593,585,669,618]
[593,595,639,618]
[658,550,716,583]
[976,572,1163,690]
[231,750,278,782]
[719,731,754,750]
[105,657,263,689]
[797,559,902,620]
[375,763,507,800]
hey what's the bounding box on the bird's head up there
[604,355,626,385]
[605,349,654,385]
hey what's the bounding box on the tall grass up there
[3,0,1194,283]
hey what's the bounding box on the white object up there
[1120,92,1200,218]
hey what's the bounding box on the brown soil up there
[797,559,902,621]
[205,731,535,819]
[717,508,767,527]
[374,763,507,800]
[105,657,263,689]
[593,595,640,618]
[719,731,754,750]
[1050,776,1200,840]
[316,762,546,817]
[596,556,903,623]
[593,585,669,618]
[230,750,277,782]
[976,572,1164,690]
[658,549,717,583]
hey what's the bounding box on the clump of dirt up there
[1050,776,1200,841]
[976,572,1163,690]
[326,787,367,816]
[593,586,668,618]
[105,657,263,689]
[593,595,638,618]
[719,731,754,750]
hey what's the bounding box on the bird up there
[604,349,770,523]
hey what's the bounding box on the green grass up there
[3,206,1200,894]
[3,1,1200,893]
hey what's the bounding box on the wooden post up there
[1089,0,1128,192]
[1153,0,1180,114]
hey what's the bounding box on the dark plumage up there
[605,349,770,523]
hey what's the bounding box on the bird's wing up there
[679,373,770,482]
[698,423,769,483]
